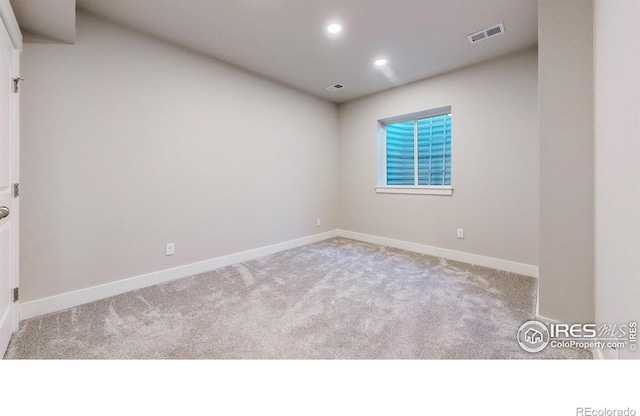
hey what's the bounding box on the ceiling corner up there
[11,0,76,44]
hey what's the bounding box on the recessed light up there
[374,59,387,67]
[327,24,342,34]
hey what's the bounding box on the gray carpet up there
[4,238,591,359]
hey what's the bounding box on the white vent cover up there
[326,83,345,92]
[467,23,505,44]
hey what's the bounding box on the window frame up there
[376,106,453,196]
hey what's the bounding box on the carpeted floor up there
[4,238,591,359]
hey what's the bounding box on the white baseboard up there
[336,230,539,278]
[591,348,619,360]
[19,228,539,321]
[19,230,338,320]
[536,315,617,360]
[535,314,562,326]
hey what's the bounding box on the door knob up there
[0,206,9,220]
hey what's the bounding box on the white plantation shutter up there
[385,120,415,185]
[417,114,451,186]
[384,112,451,186]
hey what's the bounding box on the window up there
[377,106,452,195]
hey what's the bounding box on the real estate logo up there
[517,320,550,352]
[517,320,637,353]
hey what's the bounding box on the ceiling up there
[14,0,538,103]
[11,0,76,44]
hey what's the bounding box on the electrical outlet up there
[166,243,175,256]
[316,218,321,227]
[457,229,464,239]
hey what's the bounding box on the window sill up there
[375,186,453,196]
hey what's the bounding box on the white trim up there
[535,314,562,326]
[591,348,618,360]
[375,186,453,196]
[0,0,22,51]
[379,106,452,125]
[536,315,617,360]
[19,230,339,320]
[19,228,540,320]
[0,9,19,359]
[337,229,538,278]
[377,120,386,186]
[0,302,15,359]
[377,106,452,189]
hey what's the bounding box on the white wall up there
[538,0,594,324]
[19,12,339,302]
[338,49,539,269]
[594,0,640,359]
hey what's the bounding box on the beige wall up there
[594,0,640,359]
[19,12,339,301]
[538,0,594,324]
[338,49,539,267]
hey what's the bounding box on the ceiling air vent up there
[467,23,505,44]
[326,83,345,92]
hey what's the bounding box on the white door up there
[0,12,19,358]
